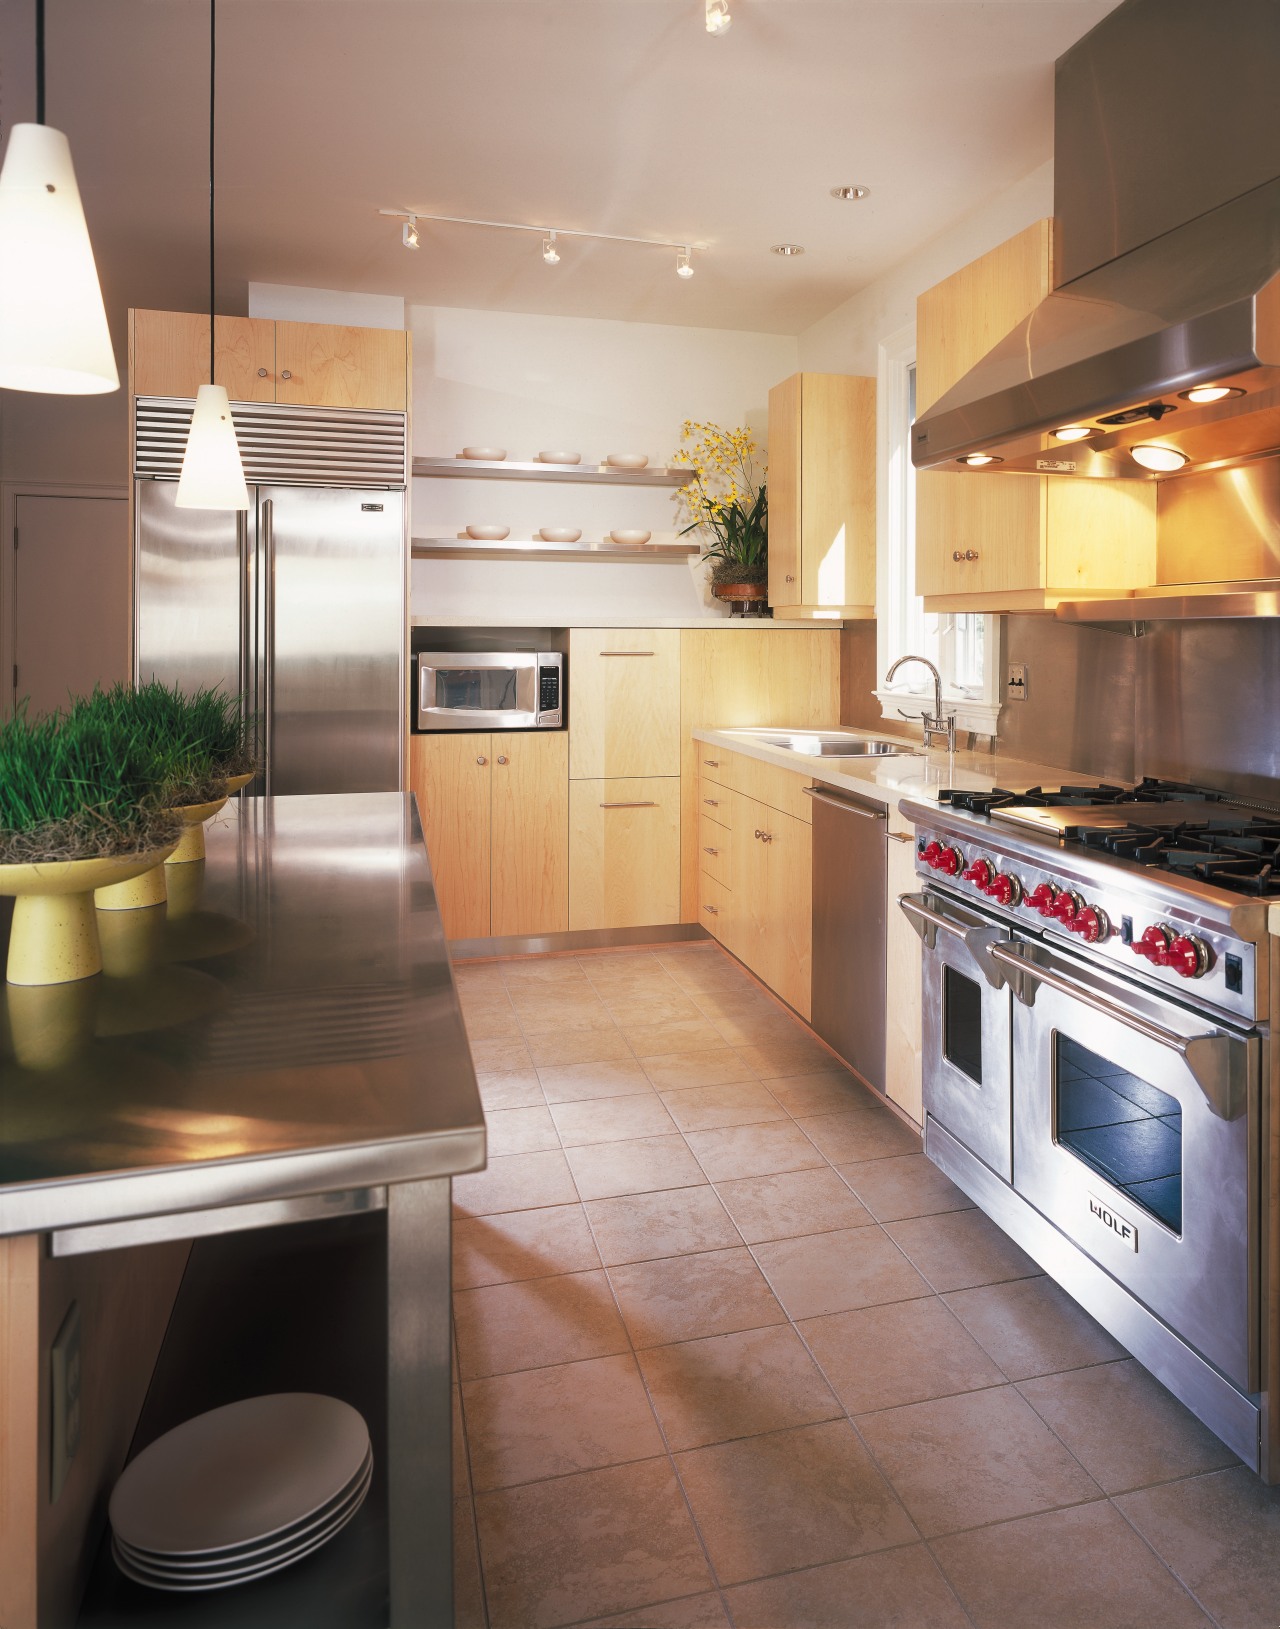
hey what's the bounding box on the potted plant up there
[673,420,769,613]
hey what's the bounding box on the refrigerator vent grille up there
[134,397,408,488]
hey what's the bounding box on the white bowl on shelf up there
[609,529,651,546]
[538,528,582,543]
[460,447,506,461]
[465,525,511,541]
[537,451,581,465]
[606,453,648,469]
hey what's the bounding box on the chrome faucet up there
[885,655,957,751]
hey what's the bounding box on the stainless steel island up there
[0,793,485,1629]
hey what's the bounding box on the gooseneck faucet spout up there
[884,655,957,752]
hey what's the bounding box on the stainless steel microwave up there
[415,651,564,731]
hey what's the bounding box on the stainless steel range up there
[898,779,1276,1476]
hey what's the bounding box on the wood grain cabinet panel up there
[698,870,734,947]
[728,791,812,1020]
[408,734,493,939]
[491,733,569,937]
[129,310,276,400]
[274,322,408,410]
[568,777,680,930]
[568,630,681,780]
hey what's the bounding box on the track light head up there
[706,0,731,34]
[676,247,694,279]
[542,231,560,265]
[402,217,420,250]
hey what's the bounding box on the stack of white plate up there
[109,1393,372,1593]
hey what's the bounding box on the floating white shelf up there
[413,456,695,487]
[412,536,699,563]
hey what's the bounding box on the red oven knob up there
[1132,925,1173,965]
[961,858,993,889]
[1050,890,1083,927]
[1167,933,1212,979]
[935,846,963,876]
[1071,905,1111,943]
[986,872,1023,907]
[921,841,944,870]
[1026,882,1059,916]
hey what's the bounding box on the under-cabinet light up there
[1179,385,1245,404]
[957,453,1002,466]
[1130,444,1189,472]
[1053,425,1094,442]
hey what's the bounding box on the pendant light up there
[0,0,119,394]
[176,0,249,511]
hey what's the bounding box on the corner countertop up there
[0,793,486,1237]
[693,726,1084,814]
[410,617,843,630]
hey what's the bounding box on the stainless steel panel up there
[996,614,1137,783]
[134,479,244,698]
[262,486,404,795]
[810,787,887,1090]
[1157,460,1280,586]
[49,1188,387,1256]
[136,398,409,487]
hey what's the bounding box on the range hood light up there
[1131,443,1189,472]
[1053,425,1095,442]
[957,453,1002,466]
[1179,384,1246,404]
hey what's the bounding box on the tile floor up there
[448,942,1280,1629]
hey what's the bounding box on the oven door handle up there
[897,894,1017,993]
[988,942,1243,1121]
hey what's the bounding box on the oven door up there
[417,651,538,730]
[901,890,1016,1182]
[997,939,1259,1391]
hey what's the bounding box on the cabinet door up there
[726,792,763,968]
[568,630,681,780]
[274,323,408,410]
[568,778,680,930]
[884,828,923,1124]
[915,470,1043,600]
[766,373,802,609]
[799,373,876,612]
[491,733,568,937]
[215,317,276,401]
[408,735,491,939]
[130,310,275,400]
[759,806,812,1020]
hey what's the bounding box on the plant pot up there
[225,771,256,794]
[712,580,769,614]
[95,859,169,912]
[166,796,229,865]
[0,849,176,986]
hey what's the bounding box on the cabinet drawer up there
[698,782,732,828]
[698,814,732,887]
[697,748,733,791]
[569,777,680,930]
[569,630,681,780]
[699,871,733,942]
[705,748,814,824]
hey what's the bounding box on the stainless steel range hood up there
[913,0,1280,482]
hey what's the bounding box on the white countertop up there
[410,617,842,630]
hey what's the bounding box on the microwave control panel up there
[538,662,563,725]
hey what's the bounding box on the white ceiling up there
[20,0,1121,335]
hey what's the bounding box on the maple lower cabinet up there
[409,732,567,939]
[568,630,681,779]
[568,778,681,930]
[727,789,812,1019]
[915,219,1155,611]
[767,372,876,619]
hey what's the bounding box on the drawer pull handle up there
[600,650,655,657]
[703,759,719,767]
[703,846,719,857]
[600,801,657,809]
[703,798,719,807]
[703,904,718,915]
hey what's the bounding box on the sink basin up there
[749,733,920,758]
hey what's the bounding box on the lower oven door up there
[901,890,1015,1182]
[997,939,1260,1391]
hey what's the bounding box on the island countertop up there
[0,792,486,1238]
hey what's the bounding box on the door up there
[491,732,568,937]
[568,630,680,779]
[260,486,404,795]
[766,373,802,609]
[1008,940,1258,1391]
[409,734,491,939]
[12,494,128,717]
[759,804,813,1020]
[568,777,680,929]
[134,480,244,701]
[274,323,407,411]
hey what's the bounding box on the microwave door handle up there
[987,943,1241,1120]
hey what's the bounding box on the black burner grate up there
[937,777,1225,819]
[1076,818,1280,895]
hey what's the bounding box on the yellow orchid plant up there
[672,420,768,582]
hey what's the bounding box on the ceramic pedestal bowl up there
[0,849,176,986]
[166,797,229,866]
[224,771,256,795]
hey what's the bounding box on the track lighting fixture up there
[379,210,702,282]
[706,0,731,34]
[676,247,694,279]
[543,231,560,265]
[402,217,419,250]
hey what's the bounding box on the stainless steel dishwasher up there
[805,783,887,1092]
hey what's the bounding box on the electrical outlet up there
[1006,662,1029,703]
[50,1300,81,1503]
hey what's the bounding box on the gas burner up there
[938,777,1226,817]
[1076,817,1280,895]
[937,788,1024,816]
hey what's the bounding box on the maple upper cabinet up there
[129,310,409,411]
[914,220,1155,611]
[767,372,876,618]
[568,629,681,779]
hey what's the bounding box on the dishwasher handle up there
[801,784,887,821]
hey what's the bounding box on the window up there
[874,322,1001,734]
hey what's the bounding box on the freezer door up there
[135,480,247,700]
[259,486,404,795]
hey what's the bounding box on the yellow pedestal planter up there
[0,849,175,986]
[167,796,229,865]
[224,771,255,794]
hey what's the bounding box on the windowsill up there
[874,689,1002,736]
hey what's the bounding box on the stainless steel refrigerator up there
[133,398,408,796]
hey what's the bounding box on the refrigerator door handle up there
[262,497,276,798]
[238,510,251,731]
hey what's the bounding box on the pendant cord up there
[35,0,45,123]
[208,0,216,383]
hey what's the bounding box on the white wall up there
[247,283,406,330]
[408,304,796,624]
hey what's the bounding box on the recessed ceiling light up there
[957,453,1002,466]
[830,186,870,201]
[1131,443,1189,472]
[1179,384,1246,404]
[1052,425,1094,442]
[771,243,805,256]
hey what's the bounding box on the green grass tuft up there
[70,681,258,807]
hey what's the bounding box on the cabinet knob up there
[952,550,964,562]
[785,575,795,582]
[280,369,292,380]
[759,830,773,843]
[965,549,979,561]
[476,755,487,765]
[496,755,508,765]
[257,367,268,378]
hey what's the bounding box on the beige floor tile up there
[692,990,789,1025]
[475,1458,714,1629]
[470,1036,536,1075]
[752,1226,930,1320]
[856,1385,1100,1537]
[941,1275,1126,1381]
[454,1498,487,1629]
[639,1047,759,1092]
[1018,1360,1239,1494]
[452,1149,579,1217]
[710,1012,815,1048]
[607,1247,786,1347]
[620,1016,728,1055]
[799,1297,1005,1414]
[714,1166,874,1243]
[462,1004,526,1043]
[685,1120,824,1182]
[675,1420,915,1586]
[1116,1465,1280,1629]
[734,1036,841,1078]
[453,1204,602,1289]
[637,1323,841,1451]
[501,957,596,988]
[839,1153,974,1222]
[455,963,509,996]
[485,1104,562,1156]
[662,960,758,997]
[885,1209,1041,1293]
[476,1067,545,1111]
[602,993,708,1027]
[725,1544,972,1629]
[551,1092,678,1147]
[765,1070,870,1117]
[462,1352,664,1489]
[577,1592,731,1627]
[454,1268,629,1378]
[512,998,618,1034]
[585,1185,741,1266]
[538,1057,655,1103]
[932,1501,1212,1629]
[566,1133,708,1201]
[797,1107,922,1163]
[660,1080,788,1132]
[525,1025,632,1068]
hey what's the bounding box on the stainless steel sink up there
[749,733,920,758]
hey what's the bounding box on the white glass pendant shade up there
[175,385,250,510]
[0,124,118,394]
